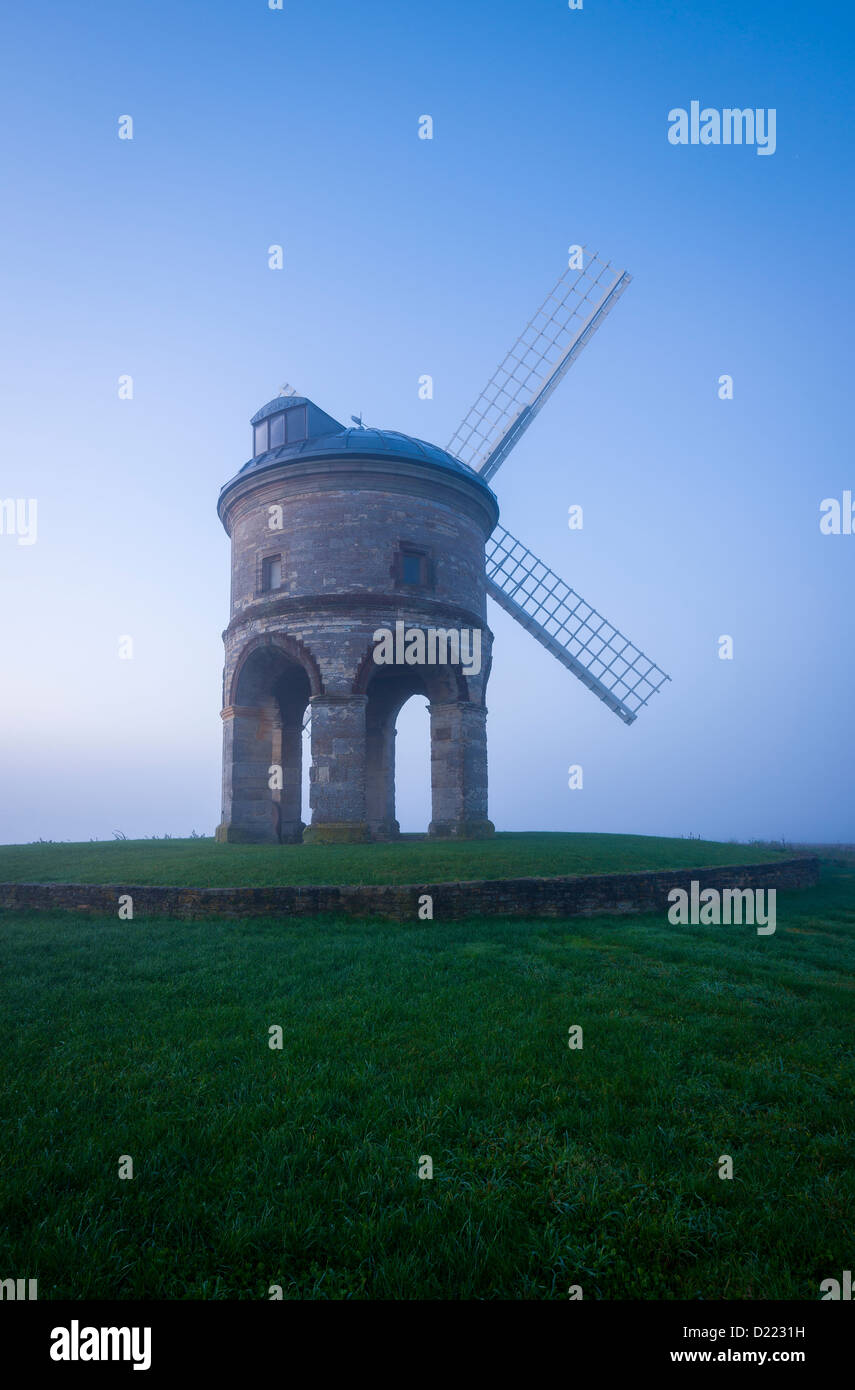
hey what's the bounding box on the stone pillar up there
[215,704,280,844]
[366,711,399,841]
[428,701,494,839]
[304,694,371,843]
[277,717,305,844]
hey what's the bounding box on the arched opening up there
[360,658,467,839]
[225,641,313,843]
[363,666,425,840]
[393,694,431,834]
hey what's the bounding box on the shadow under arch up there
[230,632,323,707]
[223,635,321,843]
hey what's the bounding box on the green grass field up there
[0,830,796,888]
[1,851,852,1300]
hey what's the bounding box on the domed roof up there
[239,426,482,480]
[219,396,496,502]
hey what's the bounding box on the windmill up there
[218,247,669,844]
[445,248,669,726]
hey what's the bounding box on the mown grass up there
[0,862,852,1300]
[0,831,795,888]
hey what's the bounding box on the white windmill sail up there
[447,250,631,482]
[485,525,669,725]
[446,251,670,722]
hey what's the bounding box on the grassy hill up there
[0,857,851,1299]
[0,830,798,888]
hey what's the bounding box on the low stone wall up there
[0,857,820,923]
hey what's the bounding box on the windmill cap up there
[222,395,497,498]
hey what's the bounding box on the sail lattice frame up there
[447,251,631,482]
[485,524,670,724]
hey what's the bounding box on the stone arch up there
[351,634,470,703]
[229,632,323,707]
[362,666,427,839]
[359,650,491,840]
[218,635,320,844]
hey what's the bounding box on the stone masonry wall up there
[0,857,820,923]
[221,455,497,707]
[224,457,494,617]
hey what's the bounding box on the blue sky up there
[0,0,852,844]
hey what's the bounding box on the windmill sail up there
[447,251,631,482]
[485,524,669,724]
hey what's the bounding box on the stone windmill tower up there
[216,393,498,844]
[216,252,670,845]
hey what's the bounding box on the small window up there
[286,405,307,443]
[402,553,423,585]
[268,412,286,448]
[254,420,269,455]
[397,548,432,588]
[262,554,283,591]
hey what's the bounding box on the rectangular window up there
[268,413,286,448]
[397,547,432,588]
[286,405,307,443]
[253,420,269,455]
[262,554,283,591]
[402,553,423,585]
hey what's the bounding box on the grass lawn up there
[0,830,798,888]
[0,857,852,1300]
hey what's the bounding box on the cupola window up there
[253,405,309,457]
[286,406,307,442]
